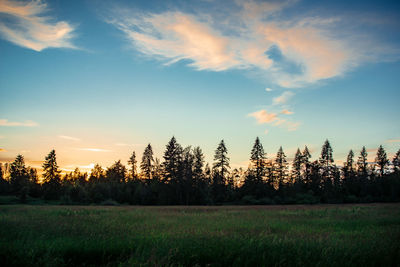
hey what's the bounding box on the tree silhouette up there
[393,149,400,173]
[273,146,288,189]
[213,140,230,183]
[141,144,154,179]
[357,146,368,177]
[292,148,302,184]
[10,154,29,200]
[42,150,61,183]
[128,151,137,179]
[249,137,266,183]
[375,145,389,177]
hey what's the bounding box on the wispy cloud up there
[0,0,76,51]
[281,109,294,115]
[248,109,300,131]
[59,135,80,141]
[115,143,144,147]
[386,139,400,143]
[265,88,273,92]
[106,0,399,88]
[273,91,294,105]
[0,148,7,152]
[0,119,38,127]
[76,148,111,152]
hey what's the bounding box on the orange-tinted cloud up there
[0,148,7,152]
[0,0,76,51]
[107,0,396,88]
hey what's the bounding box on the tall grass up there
[0,204,399,266]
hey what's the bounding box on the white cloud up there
[76,148,111,152]
[0,119,38,127]
[0,0,76,51]
[106,0,398,88]
[273,91,294,105]
[265,87,273,92]
[59,135,80,141]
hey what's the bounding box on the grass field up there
[0,204,399,266]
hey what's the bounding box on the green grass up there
[0,204,399,266]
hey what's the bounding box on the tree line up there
[1,137,399,205]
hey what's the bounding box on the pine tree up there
[162,137,183,182]
[42,150,61,183]
[128,151,137,179]
[345,150,355,175]
[393,149,400,173]
[301,146,312,184]
[213,140,230,183]
[375,145,388,177]
[141,144,154,179]
[274,146,288,188]
[193,146,205,179]
[320,140,334,183]
[357,146,368,177]
[10,154,29,194]
[292,148,302,184]
[249,137,266,183]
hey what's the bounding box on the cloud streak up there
[248,109,300,131]
[0,119,38,127]
[59,135,80,141]
[273,91,294,105]
[76,148,111,152]
[106,0,398,88]
[0,0,76,51]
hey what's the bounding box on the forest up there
[1,137,400,205]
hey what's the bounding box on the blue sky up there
[0,0,399,172]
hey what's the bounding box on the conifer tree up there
[375,145,388,177]
[106,160,126,183]
[274,146,288,188]
[357,146,368,177]
[320,140,334,183]
[344,150,355,175]
[249,137,266,182]
[10,154,29,194]
[162,137,183,182]
[393,149,400,173]
[292,148,302,184]
[42,150,61,183]
[128,151,137,179]
[193,146,205,179]
[213,140,230,183]
[141,144,154,179]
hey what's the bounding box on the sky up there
[0,0,399,173]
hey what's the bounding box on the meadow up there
[0,204,399,266]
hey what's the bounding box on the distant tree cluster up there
[1,137,400,205]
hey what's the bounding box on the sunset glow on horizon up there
[1,0,399,173]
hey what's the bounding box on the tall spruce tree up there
[274,146,288,188]
[357,146,368,177]
[162,137,183,183]
[292,148,302,184]
[320,140,334,183]
[375,145,388,177]
[249,137,266,183]
[345,150,355,175]
[42,150,61,183]
[193,146,205,179]
[141,144,154,179]
[213,140,230,183]
[393,149,400,173]
[128,151,137,179]
[10,154,29,195]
